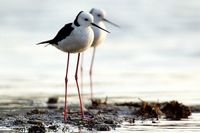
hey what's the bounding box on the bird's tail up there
[37,40,52,45]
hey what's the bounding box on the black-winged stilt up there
[81,8,119,100]
[37,11,110,122]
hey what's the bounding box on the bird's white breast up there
[91,22,107,47]
[56,26,94,53]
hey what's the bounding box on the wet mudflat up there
[0,97,198,133]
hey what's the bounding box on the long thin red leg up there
[75,53,84,118]
[89,47,96,100]
[64,53,70,122]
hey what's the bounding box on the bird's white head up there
[90,8,106,22]
[74,11,94,27]
[90,8,120,28]
[74,11,110,33]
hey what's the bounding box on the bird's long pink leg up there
[64,53,70,122]
[75,53,84,118]
[80,53,84,101]
[89,47,96,100]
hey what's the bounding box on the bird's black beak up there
[103,18,120,28]
[91,23,110,33]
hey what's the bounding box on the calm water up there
[0,0,200,132]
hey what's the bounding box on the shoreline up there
[0,97,199,132]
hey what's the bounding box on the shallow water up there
[0,0,200,132]
[119,113,200,132]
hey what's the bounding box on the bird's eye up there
[84,18,88,21]
[97,14,101,17]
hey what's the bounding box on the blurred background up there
[0,0,200,105]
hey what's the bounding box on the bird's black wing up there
[37,23,74,45]
[50,23,74,45]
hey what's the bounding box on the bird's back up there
[37,23,74,45]
[51,23,74,45]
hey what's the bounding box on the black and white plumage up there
[37,11,110,122]
[37,11,93,53]
[37,11,109,53]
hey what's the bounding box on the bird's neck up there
[72,23,90,30]
[94,19,101,24]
